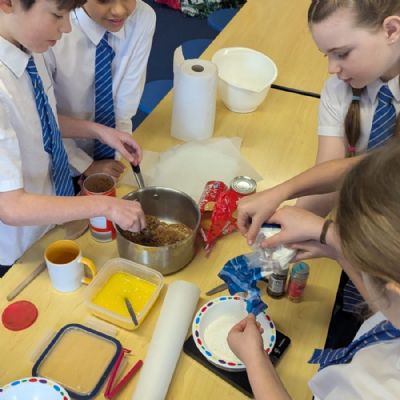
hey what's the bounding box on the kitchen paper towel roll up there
[171,52,217,141]
[132,280,200,400]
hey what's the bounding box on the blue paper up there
[218,254,268,315]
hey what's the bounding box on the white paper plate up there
[192,296,276,371]
[0,377,70,400]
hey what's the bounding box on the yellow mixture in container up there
[93,272,157,317]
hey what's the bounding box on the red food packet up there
[199,180,227,213]
[204,188,240,250]
[199,181,226,232]
[198,181,242,254]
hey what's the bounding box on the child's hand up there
[266,206,341,261]
[107,198,146,232]
[265,206,324,246]
[237,189,285,245]
[227,314,264,364]
[84,160,125,179]
[289,240,339,262]
[95,125,143,165]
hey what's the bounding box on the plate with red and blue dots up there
[192,295,276,372]
[0,377,70,400]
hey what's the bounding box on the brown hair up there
[336,141,400,288]
[20,0,86,11]
[308,0,400,156]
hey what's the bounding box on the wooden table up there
[201,0,329,94]
[0,89,341,399]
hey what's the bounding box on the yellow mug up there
[45,240,96,292]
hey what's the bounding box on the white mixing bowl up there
[192,295,276,371]
[211,47,278,113]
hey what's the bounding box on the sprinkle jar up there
[287,262,310,302]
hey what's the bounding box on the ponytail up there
[345,80,400,157]
[344,88,363,157]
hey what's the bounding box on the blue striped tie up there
[368,84,396,150]
[26,57,74,197]
[94,32,116,160]
[309,320,400,370]
[342,279,364,314]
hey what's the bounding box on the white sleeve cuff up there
[318,126,345,137]
[116,118,133,135]
[63,138,93,175]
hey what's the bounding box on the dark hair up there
[308,0,400,156]
[20,0,86,11]
[337,141,400,285]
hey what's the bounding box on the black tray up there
[183,329,290,398]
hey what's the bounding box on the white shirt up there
[318,75,400,153]
[45,0,156,174]
[0,37,55,265]
[309,312,400,400]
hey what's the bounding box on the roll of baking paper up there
[132,280,200,400]
[171,47,217,142]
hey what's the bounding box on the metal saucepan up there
[116,187,200,275]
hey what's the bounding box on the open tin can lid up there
[230,176,257,195]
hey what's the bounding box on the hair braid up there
[344,88,363,157]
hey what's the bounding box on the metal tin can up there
[230,176,257,221]
[82,173,116,242]
[287,262,310,302]
[230,176,257,196]
[267,266,288,298]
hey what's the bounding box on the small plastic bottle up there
[267,265,289,299]
[287,262,310,302]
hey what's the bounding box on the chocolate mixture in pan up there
[120,215,192,246]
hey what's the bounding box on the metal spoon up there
[124,297,139,327]
[131,164,145,189]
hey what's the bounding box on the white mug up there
[44,240,96,293]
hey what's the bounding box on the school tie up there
[94,32,116,160]
[367,84,396,150]
[26,57,74,197]
[308,320,400,371]
[342,279,365,314]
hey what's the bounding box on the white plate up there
[0,377,70,400]
[192,296,276,371]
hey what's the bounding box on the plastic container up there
[84,258,164,330]
[211,47,278,113]
[32,323,121,399]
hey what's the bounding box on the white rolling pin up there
[132,280,200,400]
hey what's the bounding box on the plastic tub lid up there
[32,323,122,399]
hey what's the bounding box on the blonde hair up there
[308,0,400,156]
[336,141,400,288]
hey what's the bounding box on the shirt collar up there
[0,36,30,78]
[73,8,126,46]
[366,76,400,104]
